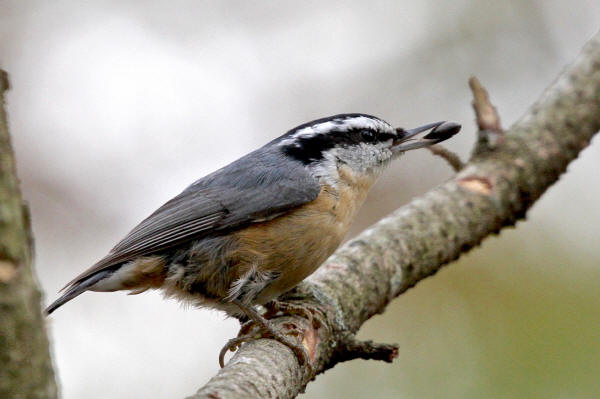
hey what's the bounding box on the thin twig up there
[427,144,465,172]
[330,334,398,367]
[469,76,504,152]
[469,76,502,132]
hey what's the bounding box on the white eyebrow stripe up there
[279,115,394,146]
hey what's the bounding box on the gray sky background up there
[1,1,599,398]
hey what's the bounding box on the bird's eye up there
[360,129,376,142]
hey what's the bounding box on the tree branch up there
[188,32,600,398]
[188,32,600,399]
[0,71,58,398]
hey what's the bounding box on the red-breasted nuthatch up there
[45,114,460,365]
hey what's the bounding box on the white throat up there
[307,142,393,188]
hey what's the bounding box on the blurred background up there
[1,1,600,398]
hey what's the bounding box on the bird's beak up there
[391,121,461,153]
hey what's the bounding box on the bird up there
[45,113,460,367]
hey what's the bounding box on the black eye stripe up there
[282,128,395,164]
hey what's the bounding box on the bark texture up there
[188,32,600,399]
[0,70,58,399]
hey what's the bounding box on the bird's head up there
[274,113,461,186]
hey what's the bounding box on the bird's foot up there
[219,323,311,370]
[219,300,313,373]
[264,299,327,331]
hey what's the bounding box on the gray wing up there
[65,149,321,288]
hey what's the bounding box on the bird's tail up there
[44,270,110,315]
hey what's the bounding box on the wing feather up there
[64,149,320,289]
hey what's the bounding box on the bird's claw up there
[220,321,312,373]
[220,301,316,374]
[219,335,251,368]
[265,300,327,331]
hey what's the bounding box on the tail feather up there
[44,271,110,315]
